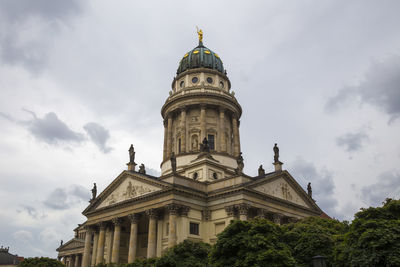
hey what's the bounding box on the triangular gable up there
[250,172,318,210]
[95,173,164,210]
[58,238,84,252]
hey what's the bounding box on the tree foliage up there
[18,257,65,267]
[336,198,400,267]
[210,219,296,267]
[282,216,348,267]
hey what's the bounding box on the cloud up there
[361,171,400,206]
[289,158,339,218]
[0,0,83,70]
[43,188,68,210]
[18,205,46,220]
[25,111,85,145]
[83,122,112,153]
[336,131,368,152]
[43,185,91,210]
[326,55,400,122]
[12,230,33,242]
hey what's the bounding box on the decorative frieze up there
[202,209,211,221]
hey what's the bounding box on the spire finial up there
[196,26,203,45]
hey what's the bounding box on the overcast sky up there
[1,0,400,258]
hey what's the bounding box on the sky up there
[0,0,400,258]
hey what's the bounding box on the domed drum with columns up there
[57,31,325,266]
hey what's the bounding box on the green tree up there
[155,239,210,267]
[18,257,65,267]
[282,216,348,267]
[209,219,296,267]
[336,198,400,267]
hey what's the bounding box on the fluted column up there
[111,218,122,263]
[163,119,168,160]
[166,204,179,247]
[96,222,106,264]
[200,105,206,141]
[74,255,80,267]
[166,115,173,158]
[218,108,226,152]
[128,214,140,263]
[105,226,113,263]
[91,230,99,267]
[238,204,250,221]
[180,107,187,153]
[232,114,240,157]
[70,255,75,267]
[146,209,158,258]
[82,226,93,267]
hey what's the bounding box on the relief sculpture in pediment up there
[97,178,160,209]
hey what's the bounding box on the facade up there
[57,32,324,266]
[0,246,23,267]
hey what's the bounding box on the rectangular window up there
[208,134,215,150]
[166,222,169,236]
[190,222,199,235]
[178,138,181,153]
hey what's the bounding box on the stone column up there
[96,222,106,264]
[200,105,206,141]
[166,115,173,158]
[273,213,283,225]
[105,226,113,263]
[82,226,93,267]
[238,204,250,221]
[111,218,122,263]
[74,255,80,267]
[180,107,187,153]
[128,214,140,263]
[256,209,268,219]
[218,108,226,152]
[70,255,75,267]
[180,206,190,241]
[166,204,179,248]
[91,230,99,267]
[146,209,158,258]
[232,114,240,157]
[163,119,168,160]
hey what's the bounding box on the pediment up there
[251,176,311,209]
[59,239,84,251]
[96,175,162,209]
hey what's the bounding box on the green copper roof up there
[177,41,225,75]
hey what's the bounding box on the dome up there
[177,41,225,75]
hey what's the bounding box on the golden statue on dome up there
[196,26,203,43]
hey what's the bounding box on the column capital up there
[112,218,122,226]
[128,213,141,224]
[200,104,207,110]
[202,209,211,221]
[83,224,95,231]
[237,203,251,215]
[146,209,159,219]
[218,107,226,113]
[225,205,236,217]
[179,105,188,112]
[273,213,283,224]
[97,222,107,230]
[165,204,180,215]
[180,206,190,217]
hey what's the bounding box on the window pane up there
[208,134,215,150]
[190,222,199,235]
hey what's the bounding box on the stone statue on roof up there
[91,183,97,200]
[170,152,177,173]
[200,137,210,153]
[258,165,265,176]
[139,163,146,174]
[129,144,135,163]
[307,182,312,198]
[273,143,279,163]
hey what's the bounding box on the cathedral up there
[57,31,324,267]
